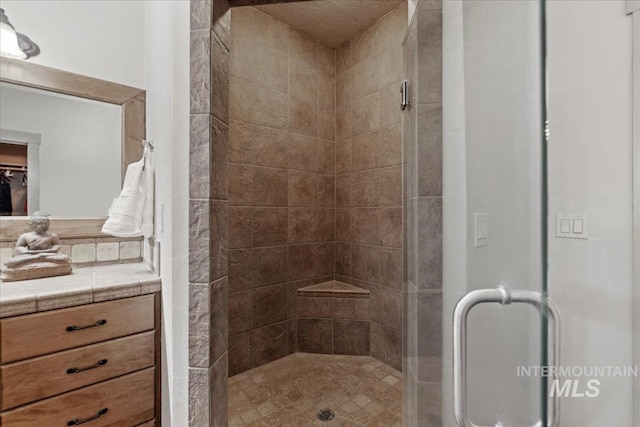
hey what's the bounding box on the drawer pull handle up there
[67,407,108,425]
[67,358,108,374]
[66,319,107,332]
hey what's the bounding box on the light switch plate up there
[474,212,489,247]
[556,213,589,239]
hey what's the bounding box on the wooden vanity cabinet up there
[0,293,161,427]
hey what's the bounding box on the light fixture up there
[0,9,39,59]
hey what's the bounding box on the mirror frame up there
[0,57,146,237]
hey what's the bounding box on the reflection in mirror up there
[0,82,122,217]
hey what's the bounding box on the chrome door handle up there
[453,285,560,427]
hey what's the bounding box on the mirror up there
[1,82,122,217]
[0,57,145,222]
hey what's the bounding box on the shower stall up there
[188,0,635,425]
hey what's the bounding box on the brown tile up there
[336,138,352,174]
[333,298,369,320]
[336,68,352,109]
[211,352,229,427]
[229,249,253,292]
[254,125,288,168]
[298,319,332,354]
[229,207,252,248]
[380,247,402,289]
[191,30,210,113]
[211,201,228,280]
[289,97,318,137]
[254,85,288,130]
[189,284,212,368]
[253,208,287,247]
[229,120,254,164]
[189,199,210,283]
[251,321,289,368]
[417,10,442,105]
[351,170,380,207]
[288,171,319,206]
[319,72,336,107]
[333,320,370,355]
[288,243,334,280]
[316,209,335,242]
[253,246,288,286]
[288,208,318,243]
[229,290,253,335]
[417,104,442,197]
[335,242,352,276]
[253,167,288,206]
[352,55,379,101]
[351,244,380,283]
[288,134,318,172]
[336,174,351,207]
[254,47,288,93]
[229,163,253,206]
[254,9,288,54]
[318,175,335,207]
[297,296,332,318]
[417,290,442,382]
[318,107,336,142]
[289,28,318,70]
[417,197,442,290]
[351,131,380,172]
[375,1,407,50]
[231,6,253,45]
[229,76,254,123]
[210,277,228,364]
[211,34,229,124]
[336,41,352,74]
[380,166,402,206]
[378,43,402,88]
[351,209,379,244]
[352,93,379,137]
[229,333,252,376]
[230,37,254,81]
[319,44,335,76]
[380,208,402,248]
[336,209,352,242]
[290,59,318,103]
[287,276,334,319]
[371,322,402,371]
[380,124,402,166]
[336,105,352,141]
[352,25,376,64]
[379,84,401,129]
[287,319,298,354]
[253,284,288,328]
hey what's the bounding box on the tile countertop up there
[0,263,161,318]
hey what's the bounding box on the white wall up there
[144,2,190,426]
[0,84,121,217]
[1,1,146,88]
[548,1,634,425]
[2,1,190,425]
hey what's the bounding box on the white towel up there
[102,147,154,238]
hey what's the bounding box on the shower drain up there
[317,408,335,422]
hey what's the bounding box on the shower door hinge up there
[400,80,409,110]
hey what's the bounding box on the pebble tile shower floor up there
[228,353,402,426]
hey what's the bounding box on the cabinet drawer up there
[0,295,154,363]
[1,331,155,410]
[0,368,155,427]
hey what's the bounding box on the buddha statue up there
[1,212,72,282]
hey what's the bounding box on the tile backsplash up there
[0,236,143,269]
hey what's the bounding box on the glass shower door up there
[441,0,551,426]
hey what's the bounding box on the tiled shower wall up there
[334,3,407,372]
[227,7,337,376]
